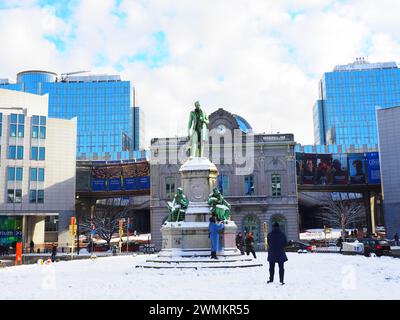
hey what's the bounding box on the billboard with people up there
[296,152,379,185]
[348,154,366,184]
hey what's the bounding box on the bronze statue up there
[188,101,209,158]
[208,187,231,221]
[167,187,189,222]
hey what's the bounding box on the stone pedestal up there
[137,157,261,268]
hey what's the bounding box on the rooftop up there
[333,58,398,72]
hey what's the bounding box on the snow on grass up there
[0,252,399,300]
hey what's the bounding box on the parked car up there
[286,240,313,253]
[358,238,391,257]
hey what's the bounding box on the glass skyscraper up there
[0,70,143,160]
[313,58,400,148]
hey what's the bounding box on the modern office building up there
[150,108,299,250]
[0,88,76,250]
[377,106,400,238]
[0,70,143,161]
[313,58,400,147]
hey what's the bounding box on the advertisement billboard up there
[331,154,348,185]
[315,154,332,185]
[349,154,366,184]
[300,153,316,184]
[92,166,108,191]
[366,152,381,184]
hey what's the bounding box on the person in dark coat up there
[235,232,245,255]
[30,240,35,254]
[267,222,288,285]
[394,232,399,246]
[51,243,57,262]
[336,236,343,252]
[245,232,256,259]
[209,215,224,259]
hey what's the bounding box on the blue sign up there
[366,152,381,184]
[108,178,122,191]
[138,176,150,190]
[92,179,107,191]
[124,177,138,190]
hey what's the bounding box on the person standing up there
[30,240,35,254]
[235,232,245,255]
[51,243,57,262]
[394,232,399,246]
[209,214,224,259]
[245,232,257,259]
[336,236,343,253]
[267,222,288,285]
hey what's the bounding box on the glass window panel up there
[10,114,17,123]
[17,125,24,138]
[39,147,45,160]
[18,114,24,123]
[10,124,16,137]
[15,189,22,203]
[40,116,46,125]
[37,190,44,203]
[30,168,37,181]
[9,146,16,159]
[7,189,14,203]
[31,147,38,160]
[33,115,39,125]
[39,126,46,139]
[7,167,15,181]
[38,168,45,181]
[29,190,37,203]
[16,168,23,181]
[17,146,23,160]
[32,126,38,138]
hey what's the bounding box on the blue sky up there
[1,0,400,146]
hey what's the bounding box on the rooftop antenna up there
[60,70,90,81]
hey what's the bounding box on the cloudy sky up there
[1,0,400,147]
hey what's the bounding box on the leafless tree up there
[80,198,132,248]
[317,193,365,238]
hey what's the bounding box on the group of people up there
[208,215,288,285]
[235,231,256,259]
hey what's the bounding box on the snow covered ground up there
[1,252,400,300]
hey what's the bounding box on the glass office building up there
[0,70,143,160]
[313,58,400,148]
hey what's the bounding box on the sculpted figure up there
[188,101,209,158]
[167,188,189,222]
[208,187,231,222]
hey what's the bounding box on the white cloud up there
[1,0,400,148]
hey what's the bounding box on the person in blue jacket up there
[209,213,225,259]
[267,222,288,285]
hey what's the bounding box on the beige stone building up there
[0,88,76,251]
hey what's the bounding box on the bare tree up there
[80,198,132,248]
[317,193,365,239]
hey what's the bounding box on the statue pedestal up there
[137,157,261,268]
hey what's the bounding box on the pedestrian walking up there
[394,232,399,246]
[267,222,288,285]
[336,236,343,253]
[50,243,57,262]
[235,232,245,255]
[30,240,35,254]
[245,232,257,259]
[209,214,225,259]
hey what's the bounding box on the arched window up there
[243,215,260,241]
[269,214,287,235]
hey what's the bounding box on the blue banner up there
[108,178,122,191]
[138,176,150,190]
[124,177,138,190]
[366,152,381,184]
[92,179,107,191]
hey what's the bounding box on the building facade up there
[313,58,400,147]
[150,108,299,250]
[0,88,76,250]
[0,70,143,161]
[377,106,400,238]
